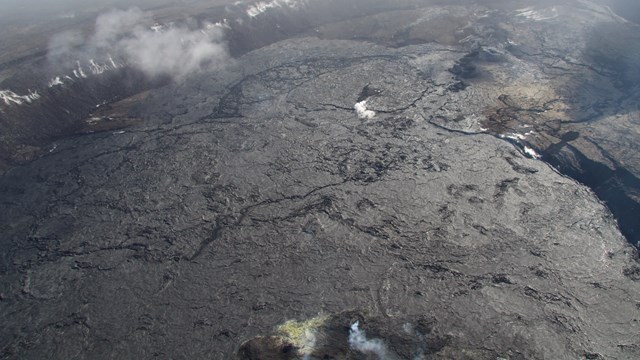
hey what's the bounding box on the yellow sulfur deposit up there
[277,315,329,353]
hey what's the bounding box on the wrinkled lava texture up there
[1,1,640,359]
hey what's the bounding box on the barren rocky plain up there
[1,0,640,359]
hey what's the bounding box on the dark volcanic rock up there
[1,1,640,359]
[0,66,159,172]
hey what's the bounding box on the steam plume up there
[48,8,229,80]
[354,100,376,119]
[349,321,391,359]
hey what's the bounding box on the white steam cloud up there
[48,8,229,80]
[354,100,376,119]
[349,321,392,359]
[120,25,228,79]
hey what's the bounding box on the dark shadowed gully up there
[1,1,640,359]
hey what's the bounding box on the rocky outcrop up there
[0,66,157,172]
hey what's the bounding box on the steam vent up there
[1,0,640,359]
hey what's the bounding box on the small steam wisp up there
[349,321,392,359]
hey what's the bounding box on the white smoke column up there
[349,321,391,359]
[301,329,317,360]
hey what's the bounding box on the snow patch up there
[48,77,64,87]
[503,133,527,141]
[246,0,305,18]
[207,19,231,29]
[354,100,375,120]
[524,146,541,159]
[89,59,108,74]
[87,56,120,75]
[0,89,41,106]
[502,131,536,140]
[247,1,281,17]
[73,61,88,79]
[516,7,558,21]
[108,55,119,69]
[150,23,164,32]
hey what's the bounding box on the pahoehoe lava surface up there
[1,1,640,359]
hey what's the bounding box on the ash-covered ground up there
[1,1,640,359]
